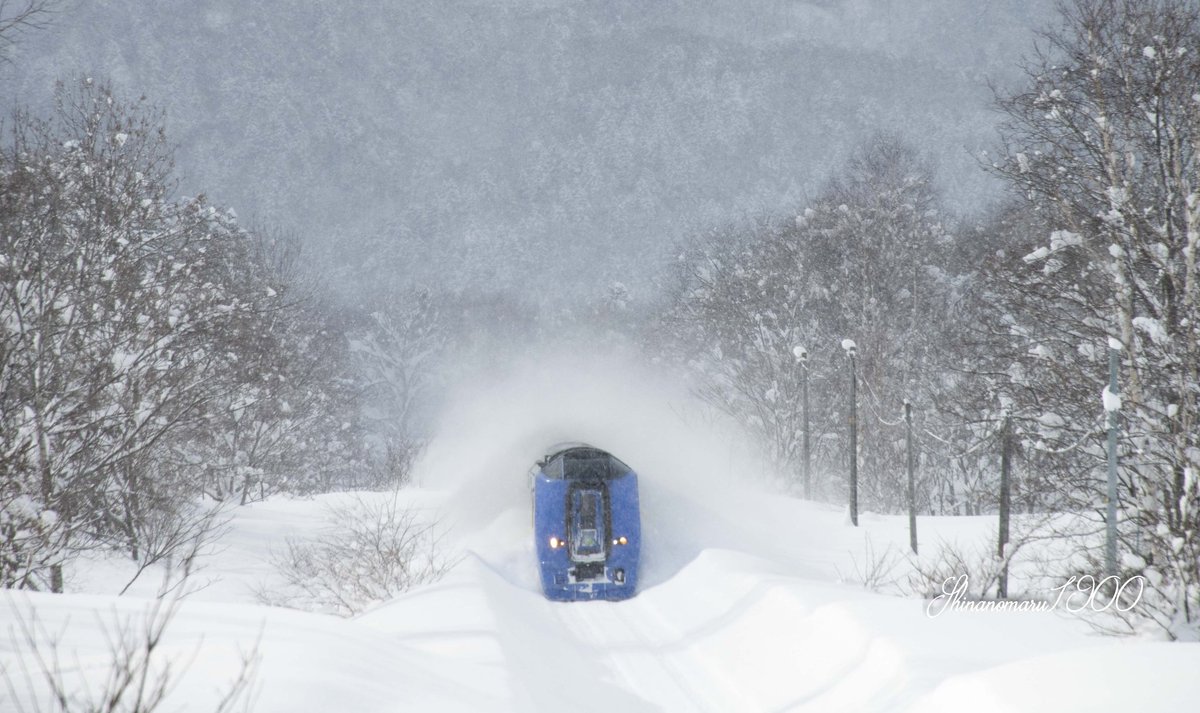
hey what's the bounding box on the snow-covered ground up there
[4,356,1199,711]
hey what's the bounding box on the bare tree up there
[0,1,56,61]
[257,494,456,616]
[3,591,258,713]
[350,291,446,488]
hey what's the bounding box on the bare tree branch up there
[0,1,57,61]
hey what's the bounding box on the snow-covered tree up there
[661,216,825,488]
[793,136,961,511]
[990,0,1200,637]
[174,229,366,503]
[0,79,261,588]
[350,290,446,487]
[663,135,963,507]
[1,78,370,590]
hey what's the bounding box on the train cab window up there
[565,450,631,480]
[540,456,564,479]
[541,447,632,481]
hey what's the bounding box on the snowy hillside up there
[0,0,1053,299]
[5,361,1199,712]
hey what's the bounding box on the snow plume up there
[410,344,783,590]
[414,347,770,518]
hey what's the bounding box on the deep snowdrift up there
[4,354,1199,711]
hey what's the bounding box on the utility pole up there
[1105,342,1120,576]
[998,409,1012,599]
[793,345,810,499]
[842,339,858,527]
[906,400,917,554]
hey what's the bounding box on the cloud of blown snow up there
[412,344,775,529]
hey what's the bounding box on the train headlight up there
[618,536,628,545]
[549,536,561,549]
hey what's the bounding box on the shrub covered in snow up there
[258,495,455,617]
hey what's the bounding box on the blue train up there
[530,444,641,601]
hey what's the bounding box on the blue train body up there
[531,444,641,601]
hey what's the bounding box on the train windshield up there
[542,447,631,481]
[569,488,606,561]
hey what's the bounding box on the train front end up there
[531,445,641,602]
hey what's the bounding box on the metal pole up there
[802,355,811,500]
[1106,345,1120,576]
[849,348,858,527]
[906,400,917,554]
[998,410,1012,599]
[793,345,810,499]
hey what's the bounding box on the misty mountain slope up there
[2,0,1051,301]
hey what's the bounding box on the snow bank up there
[8,349,1200,712]
[909,642,1200,713]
